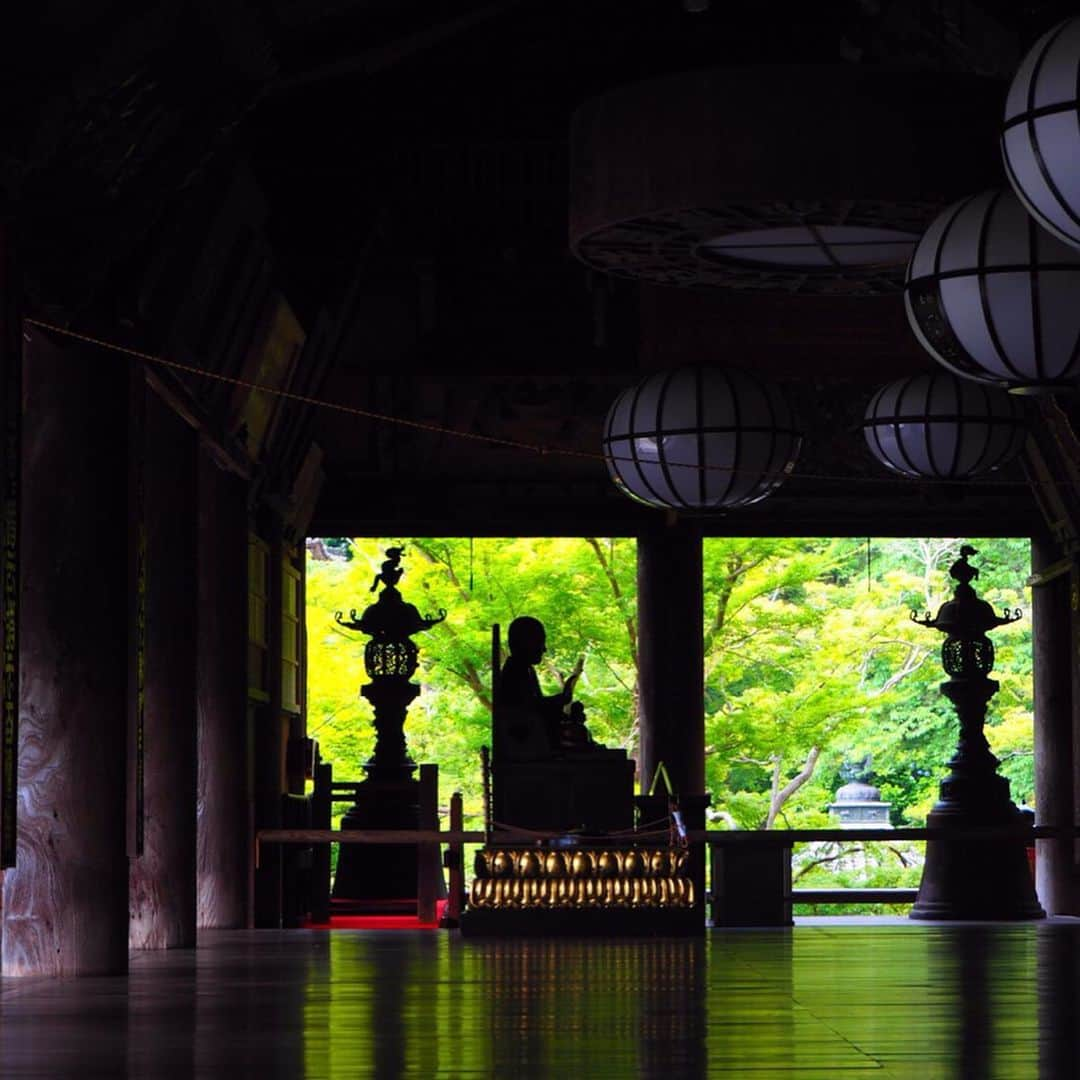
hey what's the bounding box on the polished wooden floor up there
[2,921,1080,1078]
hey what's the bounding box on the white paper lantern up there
[1003,17,1080,250]
[905,189,1080,389]
[602,367,801,510]
[863,373,1027,480]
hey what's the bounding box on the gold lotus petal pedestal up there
[460,845,701,936]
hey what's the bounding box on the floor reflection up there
[302,934,707,1077]
[2,923,1080,1077]
[1038,923,1080,1079]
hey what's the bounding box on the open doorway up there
[305,536,1032,904]
[305,537,638,836]
[702,537,1032,910]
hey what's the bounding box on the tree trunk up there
[765,746,821,829]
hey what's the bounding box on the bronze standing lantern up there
[335,547,446,778]
[909,545,1043,919]
[330,548,447,910]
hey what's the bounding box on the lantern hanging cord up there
[21,317,1043,491]
[23,317,569,460]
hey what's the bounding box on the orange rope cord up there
[22,316,1042,490]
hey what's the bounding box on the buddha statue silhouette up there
[495,615,600,760]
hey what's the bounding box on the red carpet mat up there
[303,900,447,930]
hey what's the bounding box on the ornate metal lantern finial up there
[334,549,446,774]
[911,545,1021,680]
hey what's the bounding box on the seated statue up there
[496,615,602,761]
[492,616,631,832]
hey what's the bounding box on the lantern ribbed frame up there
[1002,17,1080,251]
[904,189,1080,389]
[602,367,801,511]
[863,373,1027,480]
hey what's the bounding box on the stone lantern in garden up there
[908,546,1043,920]
[829,778,892,829]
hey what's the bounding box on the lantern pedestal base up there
[331,771,446,914]
[911,797,1044,921]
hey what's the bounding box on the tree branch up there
[409,541,493,709]
[862,640,931,694]
[793,846,864,882]
[443,659,492,711]
[585,537,638,670]
[885,844,912,868]
[704,572,737,656]
[704,551,781,657]
[765,746,821,829]
[412,539,470,600]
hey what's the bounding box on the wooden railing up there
[301,761,449,924]
[256,823,1066,928]
[705,825,1057,926]
[258,823,525,926]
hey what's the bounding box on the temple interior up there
[4,2,1080,1076]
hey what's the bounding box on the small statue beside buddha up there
[496,615,603,760]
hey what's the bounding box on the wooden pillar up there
[2,330,129,976]
[129,389,198,949]
[196,448,249,928]
[1072,556,1080,913]
[417,763,438,923]
[1031,535,1077,913]
[637,523,705,797]
[441,790,465,927]
[253,525,285,928]
[310,761,332,924]
[1,226,19,877]
[638,523,707,912]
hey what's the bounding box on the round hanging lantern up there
[1002,17,1080,250]
[904,189,1080,390]
[863,373,1028,480]
[602,368,801,511]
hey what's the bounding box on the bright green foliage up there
[792,839,926,915]
[307,535,1033,845]
[704,536,1033,831]
[306,538,638,827]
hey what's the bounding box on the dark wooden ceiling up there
[9,0,1077,538]
[246,1,1068,537]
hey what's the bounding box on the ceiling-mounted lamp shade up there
[1003,18,1080,250]
[863,373,1027,480]
[701,225,919,270]
[905,189,1080,390]
[602,367,802,511]
[570,67,1001,296]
